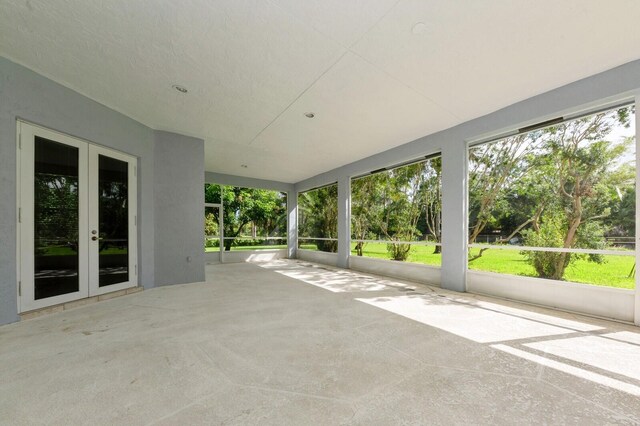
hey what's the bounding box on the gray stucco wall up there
[0,57,156,325]
[0,57,206,325]
[154,131,205,286]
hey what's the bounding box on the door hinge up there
[18,281,21,297]
[135,264,137,276]
[18,207,21,223]
[135,215,137,226]
[134,166,137,177]
[18,132,21,149]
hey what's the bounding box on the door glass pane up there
[34,137,80,299]
[205,206,220,252]
[98,155,129,287]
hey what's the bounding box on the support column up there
[635,96,640,326]
[441,141,467,292]
[337,176,351,269]
[287,190,298,259]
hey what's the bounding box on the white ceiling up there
[2,0,640,183]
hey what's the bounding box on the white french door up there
[18,122,137,313]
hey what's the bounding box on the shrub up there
[387,242,411,261]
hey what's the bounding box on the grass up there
[350,242,442,266]
[205,240,635,289]
[467,248,635,289]
[347,242,634,289]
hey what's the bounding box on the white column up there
[287,190,297,259]
[441,141,467,292]
[635,96,640,326]
[337,176,351,269]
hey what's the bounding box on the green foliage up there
[350,157,442,260]
[205,184,286,251]
[386,241,411,261]
[298,185,338,252]
[204,212,218,236]
[35,174,80,255]
[521,214,571,279]
[470,105,636,281]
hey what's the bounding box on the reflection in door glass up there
[34,137,80,299]
[98,155,129,287]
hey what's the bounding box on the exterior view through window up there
[351,155,442,266]
[204,183,287,251]
[298,184,338,252]
[468,105,636,288]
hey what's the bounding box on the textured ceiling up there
[2,0,640,183]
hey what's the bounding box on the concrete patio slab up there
[1,260,639,425]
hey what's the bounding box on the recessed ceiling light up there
[172,84,188,93]
[411,22,427,35]
[241,164,248,168]
[304,112,315,118]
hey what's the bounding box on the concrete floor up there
[1,260,640,425]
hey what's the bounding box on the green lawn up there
[205,243,319,252]
[467,248,635,289]
[208,240,634,289]
[347,242,635,289]
[350,242,442,266]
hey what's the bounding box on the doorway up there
[17,122,137,312]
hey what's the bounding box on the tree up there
[418,157,442,253]
[35,174,80,255]
[204,184,286,251]
[351,173,385,256]
[468,133,541,245]
[380,163,426,261]
[350,158,443,260]
[298,185,338,252]
[522,109,634,279]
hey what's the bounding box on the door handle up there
[91,236,103,241]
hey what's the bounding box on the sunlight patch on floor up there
[525,335,640,382]
[492,344,640,397]
[356,294,575,343]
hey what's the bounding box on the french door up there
[18,122,137,312]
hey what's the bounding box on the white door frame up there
[18,122,89,312]
[88,144,138,296]
[17,121,138,312]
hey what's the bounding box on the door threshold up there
[20,286,143,321]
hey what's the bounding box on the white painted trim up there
[465,98,635,147]
[469,244,634,256]
[16,121,21,314]
[222,237,286,241]
[635,95,640,326]
[354,239,442,247]
[467,270,634,323]
[349,255,441,286]
[88,144,138,296]
[18,121,90,312]
[17,121,139,312]
[219,249,288,263]
[298,249,339,267]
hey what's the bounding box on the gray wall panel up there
[154,131,205,286]
[0,57,155,324]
